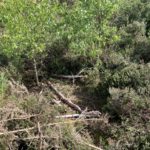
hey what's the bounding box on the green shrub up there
[98,52,150,97]
[0,0,120,77]
[105,88,149,116]
[103,87,150,149]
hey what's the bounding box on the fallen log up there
[47,81,82,113]
[46,81,101,118]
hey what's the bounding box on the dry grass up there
[0,78,106,149]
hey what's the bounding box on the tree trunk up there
[33,59,39,86]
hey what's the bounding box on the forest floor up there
[0,76,108,149]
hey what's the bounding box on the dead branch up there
[0,111,101,125]
[37,122,43,150]
[83,111,101,118]
[0,118,102,136]
[79,141,103,150]
[46,81,102,117]
[33,58,40,86]
[51,74,87,79]
[56,114,83,119]
[0,126,35,136]
[9,78,29,94]
[51,99,61,106]
[47,81,82,113]
[0,114,39,123]
[17,135,104,150]
[20,136,49,140]
[56,111,101,119]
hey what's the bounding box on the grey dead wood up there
[47,81,82,113]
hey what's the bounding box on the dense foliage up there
[0,0,119,63]
[0,0,149,149]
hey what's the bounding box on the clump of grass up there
[0,71,7,99]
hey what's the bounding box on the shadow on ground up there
[73,84,108,111]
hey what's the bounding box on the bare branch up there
[79,141,104,150]
[0,118,103,136]
[37,122,43,150]
[0,114,39,123]
[51,74,87,79]
[56,111,101,119]
[47,81,82,113]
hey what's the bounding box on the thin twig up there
[79,141,103,150]
[37,122,43,150]
[20,136,49,140]
[0,114,39,123]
